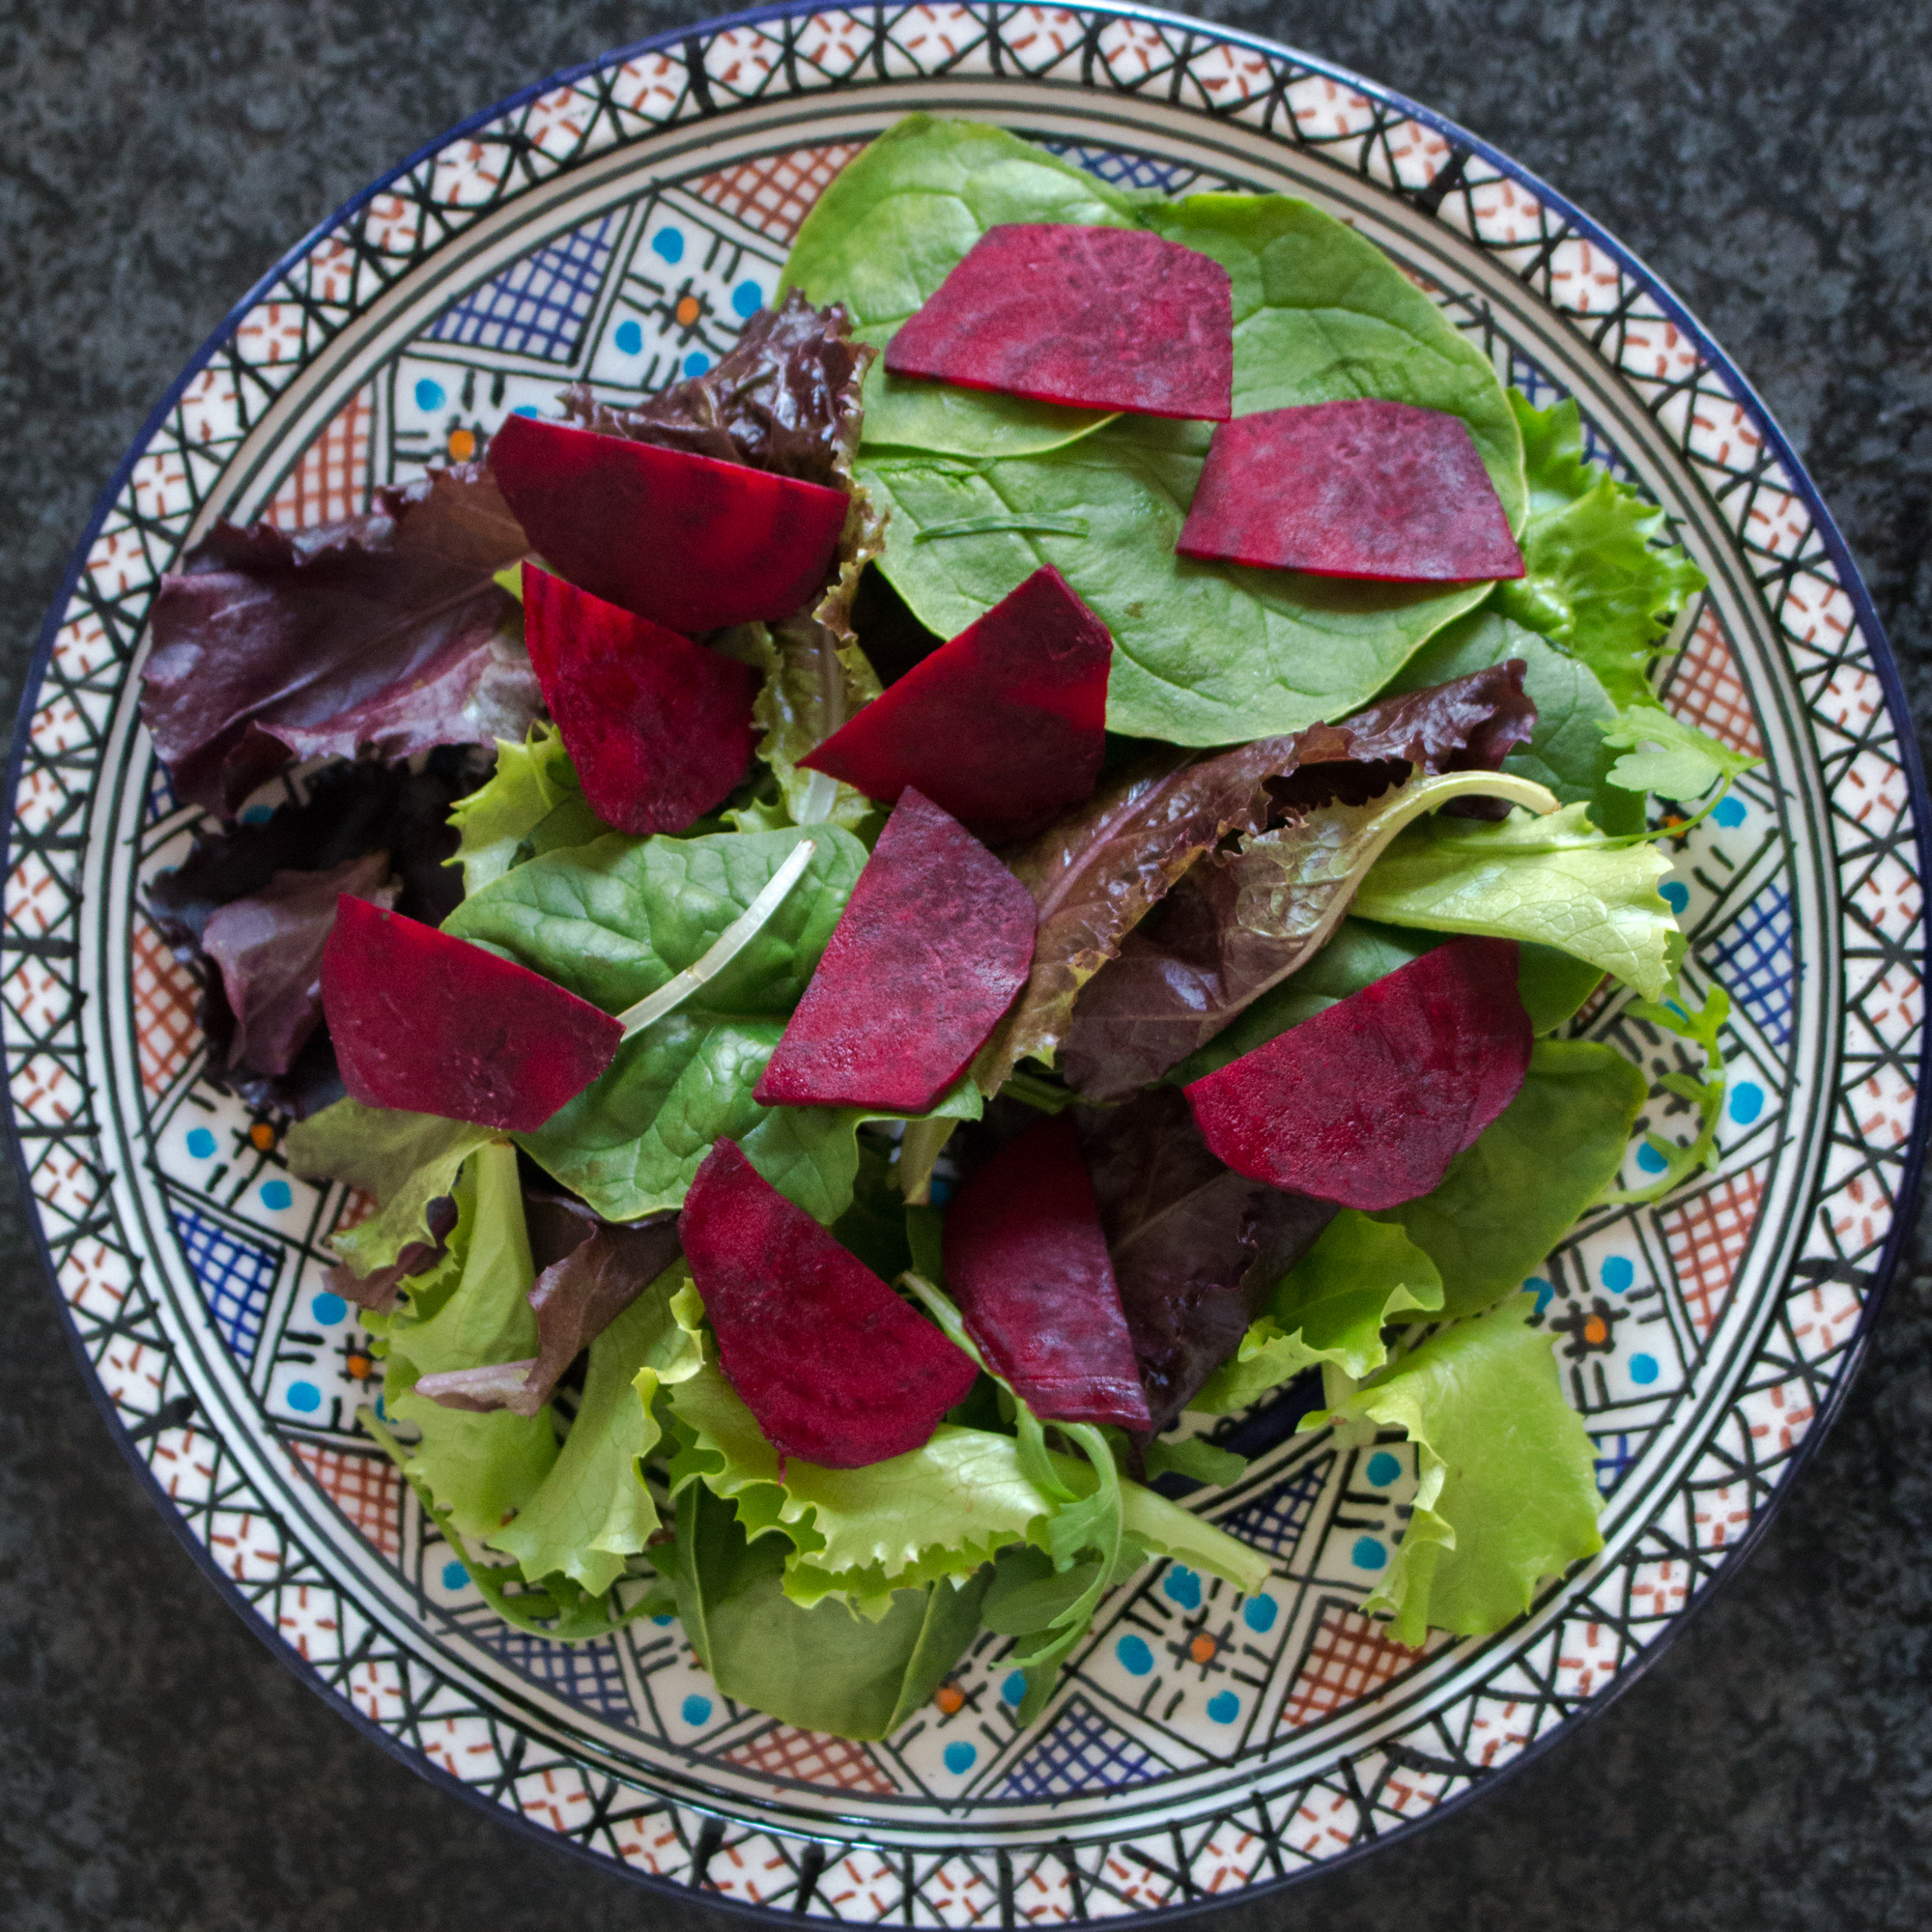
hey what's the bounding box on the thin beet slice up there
[489,412,849,634]
[799,567,1111,844]
[1177,401,1525,583]
[1184,936,1531,1210]
[944,1116,1150,1430]
[522,565,757,835]
[322,895,621,1132]
[680,1139,978,1468]
[885,224,1233,421]
[754,789,1035,1113]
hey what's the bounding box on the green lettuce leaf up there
[445,722,586,897]
[1316,1296,1605,1644]
[736,610,883,834]
[1193,1209,1444,1413]
[1377,1037,1649,1319]
[1602,702,1762,803]
[1350,801,1678,999]
[1496,393,1706,706]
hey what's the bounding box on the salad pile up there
[139,116,1751,1744]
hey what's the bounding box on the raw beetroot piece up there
[488,412,848,634]
[522,565,757,834]
[799,567,1111,843]
[944,1116,1151,1430]
[885,224,1233,421]
[680,1139,979,1468]
[753,789,1035,1113]
[1176,401,1525,583]
[1184,936,1531,1210]
[321,895,622,1132]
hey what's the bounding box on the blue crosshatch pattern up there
[1222,1457,1331,1557]
[1708,881,1796,1046]
[171,1208,279,1361]
[426,212,620,362]
[468,1622,637,1722]
[998,1698,1163,1799]
[1040,141,1202,194]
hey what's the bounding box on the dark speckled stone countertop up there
[4,4,1930,1926]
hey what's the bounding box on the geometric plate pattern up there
[7,5,1924,1922]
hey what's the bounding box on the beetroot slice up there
[944,1116,1151,1430]
[522,565,756,835]
[321,895,621,1133]
[1184,936,1531,1210]
[1176,401,1525,583]
[885,224,1233,422]
[799,566,1111,844]
[488,412,848,635]
[680,1139,979,1468]
[753,788,1035,1113]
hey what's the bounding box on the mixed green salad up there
[139,116,1753,1744]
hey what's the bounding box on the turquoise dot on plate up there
[1207,1690,1239,1724]
[651,1613,674,1627]
[682,1694,713,1725]
[1116,1634,1153,1676]
[651,228,685,263]
[614,318,643,355]
[1002,1670,1027,1707]
[242,805,275,825]
[1365,1451,1401,1488]
[1527,1274,1556,1315]
[731,279,764,318]
[1731,1081,1765,1124]
[1660,880,1690,913]
[1630,1352,1661,1385]
[513,405,540,417]
[1636,1142,1670,1174]
[287,1380,321,1414]
[441,1560,469,1591]
[1242,1595,1278,1634]
[927,1178,953,1206]
[683,351,711,378]
[1603,1256,1634,1293]
[1162,1566,1202,1610]
[414,378,446,412]
[1713,796,1747,828]
[261,1179,293,1211]
[185,1127,216,1159]
[311,1292,347,1325]
[1351,1536,1387,1572]
[944,1741,977,1774]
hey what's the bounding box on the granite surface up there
[4,2,1930,1926]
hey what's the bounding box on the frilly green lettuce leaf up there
[445,722,583,897]
[1312,1295,1605,1645]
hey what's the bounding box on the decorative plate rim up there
[9,2,1927,1918]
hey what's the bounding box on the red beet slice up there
[488,412,848,634]
[680,1139,979,1468]
[1184,936,1531,1209]
[945,1116,1151,1430]
[798,567,1111,844]
[522,565,757,835]
[753,789,1035,1113]
[321,895,622,1132]
[885,224,1233,421]
[1176,401,1525,583]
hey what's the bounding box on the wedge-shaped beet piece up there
[1178,401,1525,583]
[885,224,1233,421]
[945,1116,1150,1430]
[522,565,757,834]
[681,1139,978,1467]
[322,895,621,1132]
[489,412,848,634]
[1185,936,1531,1210]
[754,789,1035,1113]
[799,567,1110,843]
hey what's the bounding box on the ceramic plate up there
[11,3,1926,1918]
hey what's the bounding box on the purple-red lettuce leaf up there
[1075,1087,1335,1433]
[142,466,536,814]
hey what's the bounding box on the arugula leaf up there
[1193,1210,1444,1412]
[1351,801,1678,999]
[381,1143,559,1540]
[1496,393,1706,706]
[1602,703,1762,803]
[781,114,1136,459]
[1316,1296,1604,1644]
[1377,1038,1648,1319]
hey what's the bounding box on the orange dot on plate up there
[675,294,701,326]
[447,426,477,461]
[1189,1633,1217,1664]
[1584,1316,1609,1346]
[934,1684,966,1715]
[346,1355,370,1379]
[249,1122,276,1151]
